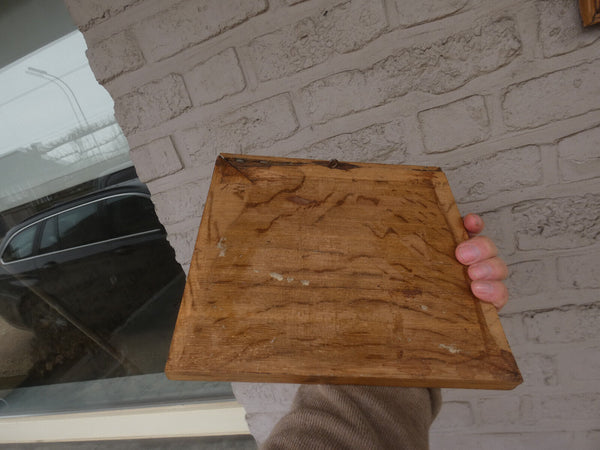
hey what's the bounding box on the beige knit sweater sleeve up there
[262,386,442,449]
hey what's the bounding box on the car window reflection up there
[0,179,185,389]
[58,201,108,249]
[2,224,38,262]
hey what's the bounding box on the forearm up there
[261,385,442,450]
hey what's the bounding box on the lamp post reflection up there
[25,67,102,157]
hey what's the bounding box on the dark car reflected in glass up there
[0,180,185,387]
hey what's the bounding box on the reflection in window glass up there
[105,195,162,238]
[39,216,59,254]
[2,225,38,262]
[58,202,106,249]
[0,31,132,236]
[0,24,213,418]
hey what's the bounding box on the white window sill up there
[0,401,249,443]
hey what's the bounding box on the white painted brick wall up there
[183,48,246,106]
[502,60,600,130]
[513,194,600,250]
[134,0,268,62]
[538,0,600,57]
[418,95,491,154]
[247,0,388,81]
[393,0,468,27]
[288,119,408,163]
[65,0,600,447]
[129,136,182,182]
[524,305,600,343]
[177,94,299,166]
[114,73,191,134]
[298,17,521,124]
[445,146,543,203]
[431,401,474,429]
[65,0,140,30]
[558,252,600,289]
[86,30,145,83]
[557,125,600,182]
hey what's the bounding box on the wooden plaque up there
[579,0,600,27]
[166,154,522,389]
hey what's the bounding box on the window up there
[0,2,238,440]
[57,202,108,249]
[105,195,162,238]
[39,216,59,254]
[2,224,39,262]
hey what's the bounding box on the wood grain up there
[166,154,522,389]
[579,0,600,26]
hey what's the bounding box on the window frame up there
[0,401,249,443]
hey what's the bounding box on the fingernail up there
[472,281,494,296]
[457,243,481,264]
[469,264,490,280]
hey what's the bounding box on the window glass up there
[57,201,108,249]
[2,225,38,262]
[39,216,59,254]
[0,1,230,421]
[105,195,162,238]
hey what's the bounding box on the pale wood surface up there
[166,154,522,389]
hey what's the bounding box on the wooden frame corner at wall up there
[579,0,600,26]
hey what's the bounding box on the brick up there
[502,60,600,130]
[86,31,144,83]
[477,209,513,256]
[519,394,535,425]
[478,396,520,425]
[557,125,600,182]
[153,181,209,225]
[536,392,600,420]
[517,353,557,386]
[524,304,600,343]
[129,136,182,182]
[445,146,541,202]
[178,94,299,166]
[248,0,387,81]
[583,431,600,450]
[537,0,600,57]
[505,260,546,297]
[578,430,600,450]
[64,0,139,30]
[558,252,600,289]
[394,0,468,27]
[430,432,574,450]
[299,18,520,124]
[499,313,526,346]
[418,96,490,154]
[560,346,600,381]
[512,194,600,250]
[114,74,191,135]
[288,120,406,163]
[135,0,268,62]
[184,48,246,106]
[431,401,474,430]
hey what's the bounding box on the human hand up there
[455,213,509,310]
